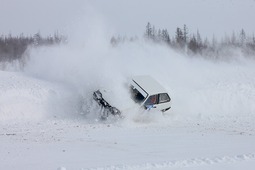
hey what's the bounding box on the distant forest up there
[0,32,65,62]
[1,23,255,64]
[111,22,255,60]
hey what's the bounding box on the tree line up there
[111,22,255,60]
[0,32,65,62]
[1,24,254,63]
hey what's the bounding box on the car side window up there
[159,93,170,103]
[144,95,158,105]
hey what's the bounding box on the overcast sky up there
[1,0,255,38]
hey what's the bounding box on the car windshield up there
[130,86,146,104]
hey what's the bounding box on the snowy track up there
[1,119,255,170]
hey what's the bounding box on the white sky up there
[0,0,255,38]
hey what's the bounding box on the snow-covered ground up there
[1,117,255,170]
[1,37,255,170]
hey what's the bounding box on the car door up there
[143,94,159,109]
[156,93,171,111]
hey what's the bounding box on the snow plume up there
[10,11,254,126]
[23,12,129,121]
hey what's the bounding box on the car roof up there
[131,75,168,95]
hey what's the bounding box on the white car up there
[93,75,171,118]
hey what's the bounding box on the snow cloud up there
[21,9,255,125]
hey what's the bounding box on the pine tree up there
[183,24,188,43]
[157,29,162,42]
[188,35,198,53]
[196,30,202,46]
[175,27,184,47]
[145,22,152,39]
[33,32,42,45]
[151,25,156,41]
[240,29,246,46]
[110,36,117,46]
[162,29,170,44]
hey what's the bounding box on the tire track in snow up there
[84,153,255,170]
